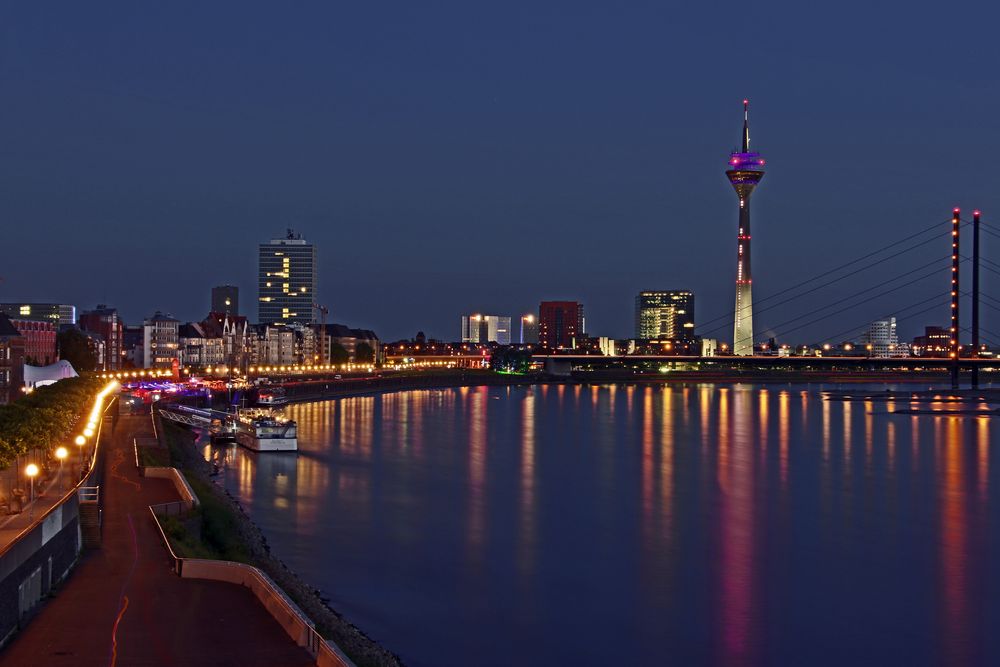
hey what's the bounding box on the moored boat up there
[235,409,297,452]
[257,386,289,406]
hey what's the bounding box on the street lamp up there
[55,447,68,490]
[25,463,39,521]
[75,435,87,477]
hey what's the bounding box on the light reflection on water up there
[205,384,998,667]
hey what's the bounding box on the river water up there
[202,384,999,666]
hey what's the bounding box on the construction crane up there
[313,303,328,365]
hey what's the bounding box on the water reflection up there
[719,388,757,665]
[198,384,996,667]
[519,390,536,576]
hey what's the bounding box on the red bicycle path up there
[0,414,313,667]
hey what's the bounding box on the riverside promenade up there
[0,414,313,667]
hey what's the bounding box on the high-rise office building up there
[211,285,239,316]
[635,291,695,340]
[0,303,76,328]
[538,301,584,349]
[460,315,512,345]
[258,230,316,326]
[725,100,766,356]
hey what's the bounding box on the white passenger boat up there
[235,409,297,452]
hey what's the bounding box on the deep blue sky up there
[2,2,998,343]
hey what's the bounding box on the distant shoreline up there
[262,368,989,407]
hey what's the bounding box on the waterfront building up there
[538,301,585,349]
[632,338,701,356]
[179,323,224,367]
[122,325,143,368]
[383,338,493,369]
[461,315,512,345]
[322,324,381,363]
[725,100,766,356]
[911,325,951,357]
[0,315,25,404]
[635,290,695,340]
[520,315,538,345]
[860,317,908,358]
[211,285,239,317]
[7,319,57,366]
[80,305,124,370]
[202,312,251,371]
[0,303,76,328]
[257,326,297,366]
[701,338,718,357]
[258,230,316,326]
[81,330,107,370]
[142,312,180,368]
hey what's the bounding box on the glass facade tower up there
[635,291,695,339]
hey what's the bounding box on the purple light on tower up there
[725,99,766,355]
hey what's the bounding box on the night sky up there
[2,2,998,343]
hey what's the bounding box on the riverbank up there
[277,369,537,404]
[156,417,402,667]
[231,367,984,412]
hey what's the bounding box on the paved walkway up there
[0,414,313,667]
[0,463,77,549]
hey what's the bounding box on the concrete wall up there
[0,401,116,648]
[144,467,198,509]
[181,559,353,667]
[0,497,82,647]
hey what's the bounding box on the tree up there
[58,328,97,372]
[355,342,374,363]
[329,342,350,364]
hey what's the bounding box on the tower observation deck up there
[725,100,766,355]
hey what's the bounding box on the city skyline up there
[1,4,997,344]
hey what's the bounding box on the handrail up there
[78,486,100,503]
[146,496,354,666]
[0,389,118,559]
[148,504,182,574]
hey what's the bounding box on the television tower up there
[725,100,766,355]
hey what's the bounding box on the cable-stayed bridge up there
[536,209,1000,388]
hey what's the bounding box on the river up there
[201,384,998,666]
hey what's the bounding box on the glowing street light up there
[75,435,87,474]
[25,463,39,520]
[55,447,68,490]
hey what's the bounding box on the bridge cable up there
[700,254,950,339]
[809,294,952,348]
[695,218,954,332]
[761,263,947,340]
[769,279,950,343]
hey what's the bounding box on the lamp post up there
[55,447,68,491]
[25,463,39,521]
[75,435,86,479]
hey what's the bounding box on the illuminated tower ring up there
[725,100,766,356]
